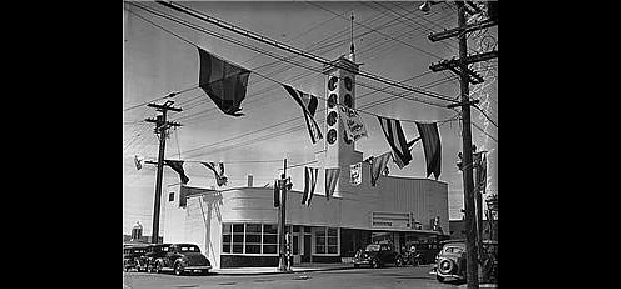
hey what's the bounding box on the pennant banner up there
[283,85,323,144]
[377,116,413,169]
[273,180,279,207]
[337,105,368,142]
[198,48,251,116]
[200,161,228,186]
[303,166,319,205]
[350,162,362,186]
[325,168,339,200]
[134,155,144,170]
[165,160,189,185]
[415,122,442,180]
[370,152,392,186]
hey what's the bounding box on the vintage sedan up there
[352,244,398,269]
[142,244,171,273]
[154,244,212,275]
[123,245,148,272]
[429,240,498,283]
[431,241,467,282]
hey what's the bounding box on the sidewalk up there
[213,263,354,275]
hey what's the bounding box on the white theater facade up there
[162,55,449,269]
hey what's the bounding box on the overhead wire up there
[128,2,458,123]
[126,2,494,160]
[150,1,457,103]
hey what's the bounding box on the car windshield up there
[444,245,464,253]
[181,246,200,252]
[365,245,380,251]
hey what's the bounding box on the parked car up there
[431,241,467,282]
[429,240,498,283]
[352,244,398,269]
[143,244,171,273]
[123,245,148,272]
[154,244,212,275]
[396,245,424,266]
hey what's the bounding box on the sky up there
[123,1,498,235]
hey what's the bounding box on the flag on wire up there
[198,48,251,116]
[337,105,368,142]
[273,180,279,207]
[134,155,144,170]
[325,168,339,200]
[370,152,392,186]
[165,160,189,185]
[415,122,442,180]
[377,116,413,169]
[200,161,228,186]
[303,167,319,206]
[283,85,323,144]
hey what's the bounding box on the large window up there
[245,224,261,254]
[222,223,279,255]
[263,224,278,254]
[314,227,339,255]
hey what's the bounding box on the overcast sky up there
[123,1,498,235]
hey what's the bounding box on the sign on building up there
[350,162,362,185]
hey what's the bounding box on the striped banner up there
[415,122,442,180]
[377,116,413,169]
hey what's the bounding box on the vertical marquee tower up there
[321,49,360,198]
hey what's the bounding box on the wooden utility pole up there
[428,2,498,288]
[145,100,182,244]
[277,158,291,272]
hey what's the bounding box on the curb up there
[213,266,354,276]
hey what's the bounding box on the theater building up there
[161,55,450,269]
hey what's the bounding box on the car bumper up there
[429,270,464,280]
[184,265,212,271]
[352,260,371,266]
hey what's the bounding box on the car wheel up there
[353,264,359,269]
[174,264,183,276]
[437,275,445,282]
[156,263,163,274]
[372,260,380,269]
[174,264,184,276]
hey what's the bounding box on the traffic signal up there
[457,152,463,170]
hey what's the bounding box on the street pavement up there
[123,264,498,289]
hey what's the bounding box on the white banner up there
[337,105,368,141]
[350,162,362,185]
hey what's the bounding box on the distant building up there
[123,221,163,245]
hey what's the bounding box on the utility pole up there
[145,100,182,244]
[427,2,498,288]
[474,151,486,261]
[277,158,292,272]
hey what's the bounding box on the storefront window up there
[328,227,338,254]
[315,229,325,254]
[314,227,339,255]
[232,224,244,254]
[245,224,261,254]
[263,224,278,254]
[222,223,231,253]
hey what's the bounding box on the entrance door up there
[302,235,311,262]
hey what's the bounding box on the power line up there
[123,85,199,112]
[152,1,457,103]
[128,2,459,120]
[124,2,464,159]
